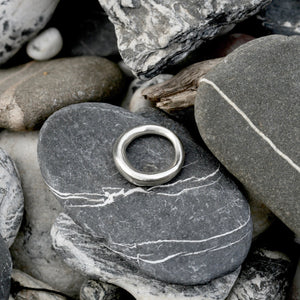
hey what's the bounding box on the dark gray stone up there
[0,0,60,65]
[0,56,124,130]
[0,148,24,247]
[257,0,300,35]
[227,248,292,299]
[0,235,12,300]
[98,0,271,79]
[38,103,252,285]
[52,213,241,300]
[195,35,300,236]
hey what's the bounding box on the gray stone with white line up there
[0,148,24,247]
[38,103,252,285]
[52,213,241,300]
[195,35,300,236]
[0,235,12,300]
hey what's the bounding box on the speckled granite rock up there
[11,269,67,300]
[98,0,271,79]
[0,0,60,65]
[195,35,300,236]
[257,0,300,35]
[0,56,124,130]
[80,280,132,300]
[0,235,12,300]
[0,131,85,298]
[0,148,23,247]
[52,213,241,300]
[38,103,252,285]
[227,248,292,299]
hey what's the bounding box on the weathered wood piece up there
[142,58,223,112]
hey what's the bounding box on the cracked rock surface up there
[98,0,271,79]
[0,148,23,247]
[38,103,252,285]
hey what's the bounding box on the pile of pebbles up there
[0,0,299,299]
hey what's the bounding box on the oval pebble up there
[26,28,63,61]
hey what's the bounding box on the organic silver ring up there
[113,125,185,186]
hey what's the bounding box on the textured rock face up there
[195,35,300,236]
[0,56,124,130]
[80,280,131,300]
[52,213,241,300]
[38,103,252,285]
[0,148,24,247]
[227,248,292,299]
[0,131,85,298]
[98,0,271,79]
[0,236,12,300]
[258,0,300,35]
[11,269,68,300]
[0,0,60,65]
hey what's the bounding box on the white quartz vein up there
[46,166,221,207]
[200,78,300,173]
[111,206,251,249]
[106,230,251,265]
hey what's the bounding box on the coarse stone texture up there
[0,235,12,300]
[257,0,300,35]
[0,56,124,130]
[52,213,241,300]
[0,148,23,247]
[227,248,292,299]
[0,0,60,65]
[11,269,67,300]
[0,131,85,298]
[80,280,133,300]
[26,27,63,61]
[38,103,252,285]
[98,0,271,79]
[195,35,300,236]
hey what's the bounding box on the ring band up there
[113,125,185,186]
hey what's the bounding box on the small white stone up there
[26,28,63,61]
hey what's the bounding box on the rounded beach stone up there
[0,0,60,65]
[0,148,24,247]
[52,213,241,300]
[26,27,63,61]
[38,103,252,285]
[0,56,124,130]
[0,235,12,300]
[0,131,85,297]
[195,35,300,236]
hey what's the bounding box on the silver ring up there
[113,125,185,186]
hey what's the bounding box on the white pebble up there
[26,27,63,61]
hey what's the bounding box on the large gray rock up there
[0,148,23,247]
[195,35,300,236]
[98,0,271,79]
[38,103,252,285]
[258,0,300,35]
[227,248,292,299]
[0,131,85,298]
[52,213,241,300]
[0,56,124,130]
[0,0,60,65]
[0,235,12,300]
